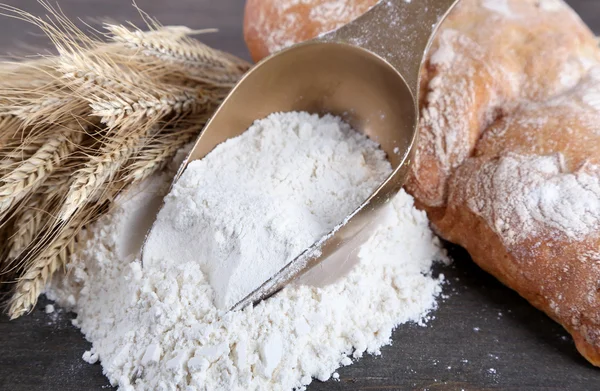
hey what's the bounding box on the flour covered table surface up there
[1,0,600,391]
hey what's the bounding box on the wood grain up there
[0,1,599,391]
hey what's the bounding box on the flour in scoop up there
[143,111,392,310]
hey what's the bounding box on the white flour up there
[144,112,392,310]
[47,113,448,391]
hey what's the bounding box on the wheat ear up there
[0,122,60,169]
[88,86,210,129]
[58,128,153,221]
[0,123,83,222]
[8,197,50,260]
[56,45,219,130]
[106,24,249,85]
[7,216,82,319]
[7,166,76,259]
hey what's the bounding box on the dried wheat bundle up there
[0,1,250,319]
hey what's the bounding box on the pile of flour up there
[47,112,448,390]
[143,112,392,310]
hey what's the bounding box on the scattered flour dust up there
[143,112,392,310]
[47,112,448,391]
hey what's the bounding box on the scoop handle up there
[321,0,459,101]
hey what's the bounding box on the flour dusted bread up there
[244,0,600,366]
[410,0,600,208]
[432,69,600,365]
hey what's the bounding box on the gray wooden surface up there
[0,1,599,390]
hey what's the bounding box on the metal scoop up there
[143,0,458,311]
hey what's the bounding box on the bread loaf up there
[243,0,600,366]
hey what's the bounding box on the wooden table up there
[0,1,599,390]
